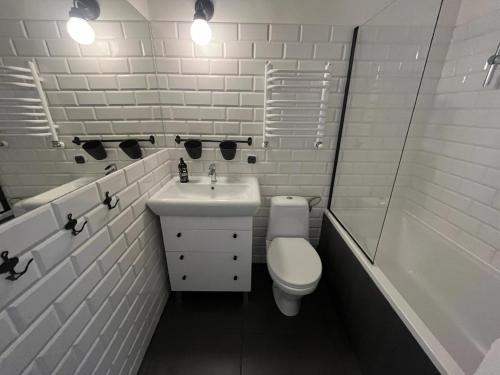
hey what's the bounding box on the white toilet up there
[266,196,322,316]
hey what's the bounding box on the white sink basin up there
[147,176,261,217]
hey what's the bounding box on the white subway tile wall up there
[152,21,351,258]
[1,2,499,373]
[0,150,171,375]
[0,19,352,259]
[397,0,500,271]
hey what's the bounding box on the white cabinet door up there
[166,251,251,291]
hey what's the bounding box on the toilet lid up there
[267,237,322,289]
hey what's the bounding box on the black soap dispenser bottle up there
[178,158,189,183]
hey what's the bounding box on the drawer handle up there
[176,232,182,238]
[233,275,238,281]
[232,233,238,239]
[179,255,184,260]
[233,255,238,261]
[182,275,187,280]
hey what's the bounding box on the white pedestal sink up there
[147,176,261,292]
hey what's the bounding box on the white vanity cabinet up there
[160,216,252,291]
[147,176,261,292]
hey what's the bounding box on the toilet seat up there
[267,237,322,290]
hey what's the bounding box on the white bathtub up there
[325,209,500,375]
[377,210,500,374]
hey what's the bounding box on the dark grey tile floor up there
[138,264,362,375]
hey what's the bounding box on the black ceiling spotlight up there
[191,0,214,46]
[67,0,100,45]
[194,0,214,20]
[69,0,100,20]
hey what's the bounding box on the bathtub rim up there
[324,209,465,375]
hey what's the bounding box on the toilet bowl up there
[266,196,322,316]
[267,237,322,316]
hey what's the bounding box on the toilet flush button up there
[286,196,293,200]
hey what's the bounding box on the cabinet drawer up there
[163,229,252,252]
[162,216,252,230]
[166,251,251,291]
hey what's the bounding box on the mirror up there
[0,0,162,223]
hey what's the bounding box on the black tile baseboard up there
[317,214,439,375]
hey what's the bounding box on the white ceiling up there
[145,0,396,25]
[0,0,147,20]
[0,0,456,29]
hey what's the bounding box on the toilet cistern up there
[208,162,217,183]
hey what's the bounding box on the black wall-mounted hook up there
[64,213,88,236]
[0,251,33,281]
[103,192,119,210]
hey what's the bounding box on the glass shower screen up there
[328,0,442,260]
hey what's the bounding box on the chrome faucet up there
[208,162,217,183]
[484,41,500,87]
[105,163,117,175]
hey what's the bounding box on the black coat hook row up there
[0,251,33,281]
[175,135,252,146]
[64,214,88,236]
[103,192,119,210]
[72,135,155,146]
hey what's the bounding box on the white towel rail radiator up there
[263,61,332,149]
[0,61,63,148]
